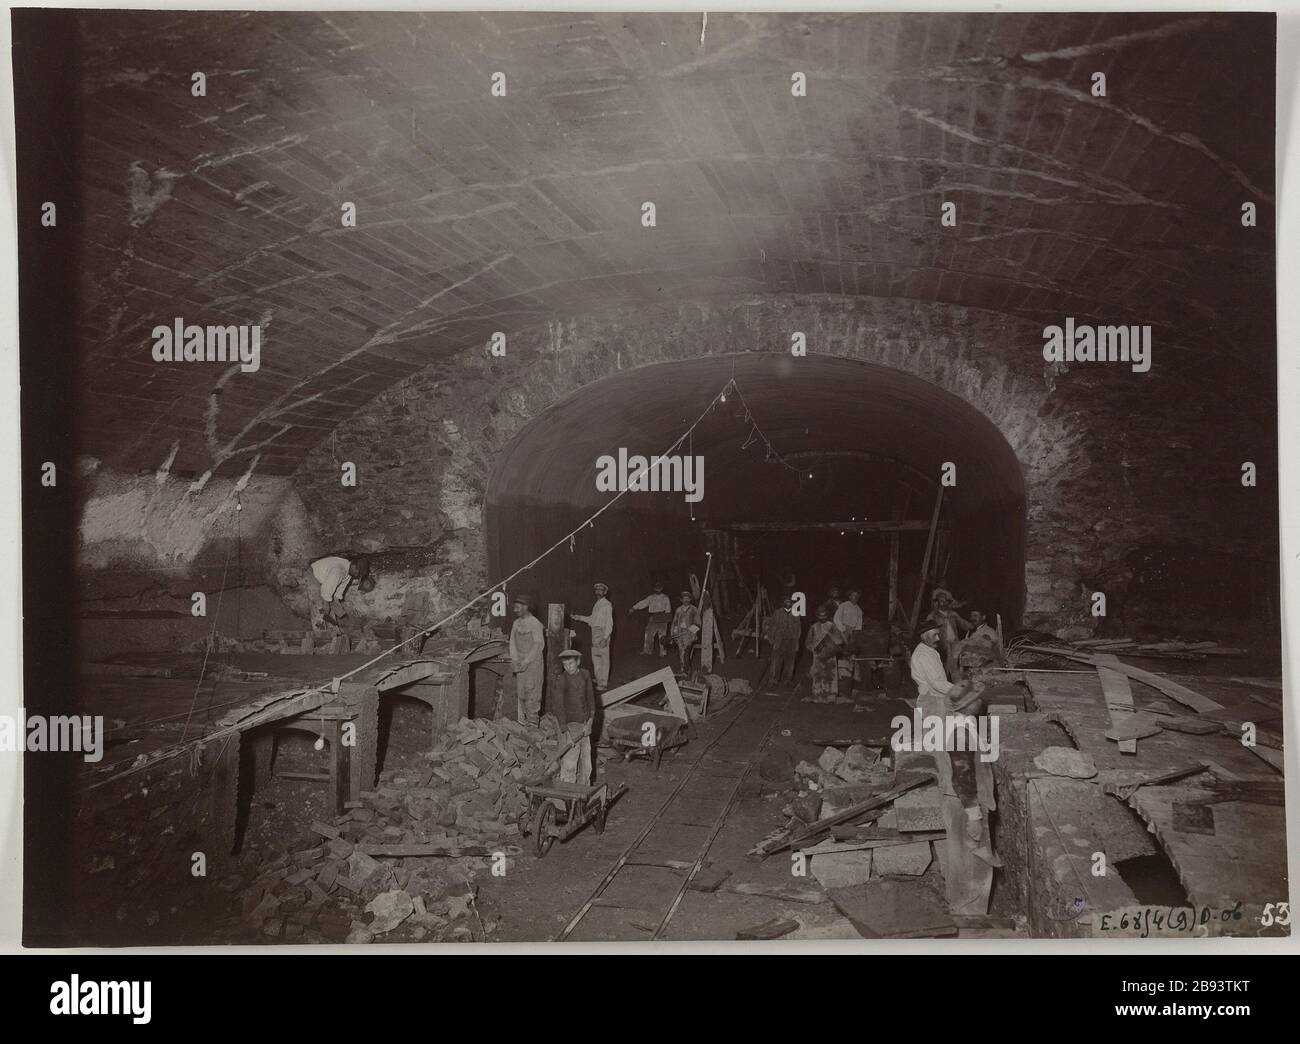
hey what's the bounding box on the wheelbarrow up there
[523,780,628,858]
[605,709,689,770]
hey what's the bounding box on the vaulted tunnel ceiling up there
[486,353,1024,520]
[54,10,1275,477]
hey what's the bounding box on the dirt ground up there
[73,629,1283,945]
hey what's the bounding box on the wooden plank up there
[375,659,454,692]
[701,606,714,672]
[723,520,937,532]
[908,488,944,635]
[598,666,687,720]
[1025,646,1223,713]
[804,832,945,855]
[1096,654,1137,754]
[888,531,899,626]
[360,842,521,858]
[720,882,827,904]
[1245,743,1285,774]
[754,776,933,857]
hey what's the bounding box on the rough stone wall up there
[74,293,1274,639]
[292,294,1269,634]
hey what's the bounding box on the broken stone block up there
[872,841,932,877]
[1033,746,1098,779]
[894,787,945,832]
[818,746,845,775]
[346,849,381,882]
[827,880,955,938]
[819,783,875,815]
[345,924,374,944]
[835,744,883,784]
[365,889,414,935]
[810,850,874,889]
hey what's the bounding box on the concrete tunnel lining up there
[485,354,1027,624]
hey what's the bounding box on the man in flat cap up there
[669,591,700,675]
[573,582,614,691]
[553,649,595,786]
[509,593,545,726]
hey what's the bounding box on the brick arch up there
[462,295,1092,626]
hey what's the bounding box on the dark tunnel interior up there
[486,354,1026,628]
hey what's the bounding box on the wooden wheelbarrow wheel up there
[531,801,556,858]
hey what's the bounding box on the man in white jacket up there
[573,582,614,691]
[307,554,374,633]
[628,581,672,656]
[909,623,1001,908]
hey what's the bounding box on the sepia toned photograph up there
[7,7,1288,951]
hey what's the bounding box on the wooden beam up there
[888,505,901,626]
[908,488,945,635]
[599,666,688,720]
[720,520,945,532]
[1096,654,1137,754]
[1024,646,1224,713]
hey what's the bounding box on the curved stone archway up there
[486,351,1031,625]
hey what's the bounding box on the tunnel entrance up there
[485,354,1027,631]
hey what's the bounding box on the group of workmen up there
[744,582,1005,710]
[505,582,705,787]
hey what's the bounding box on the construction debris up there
[1033,747,1098,779]
[1071,637,1247,658]
[827,879,956,938]
[221,714,582,943]
[810,850,874,889]
[1024,646,1223,713]
[872,841,933,877]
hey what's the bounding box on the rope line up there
[80,376,763,792]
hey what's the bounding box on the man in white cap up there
[573,582,614,691]
[509,594,545,726]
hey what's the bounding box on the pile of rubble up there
[225,714,583,943]
[795,745,892,799]
[424,714,587,833]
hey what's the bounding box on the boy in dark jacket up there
[554,649,595,785]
